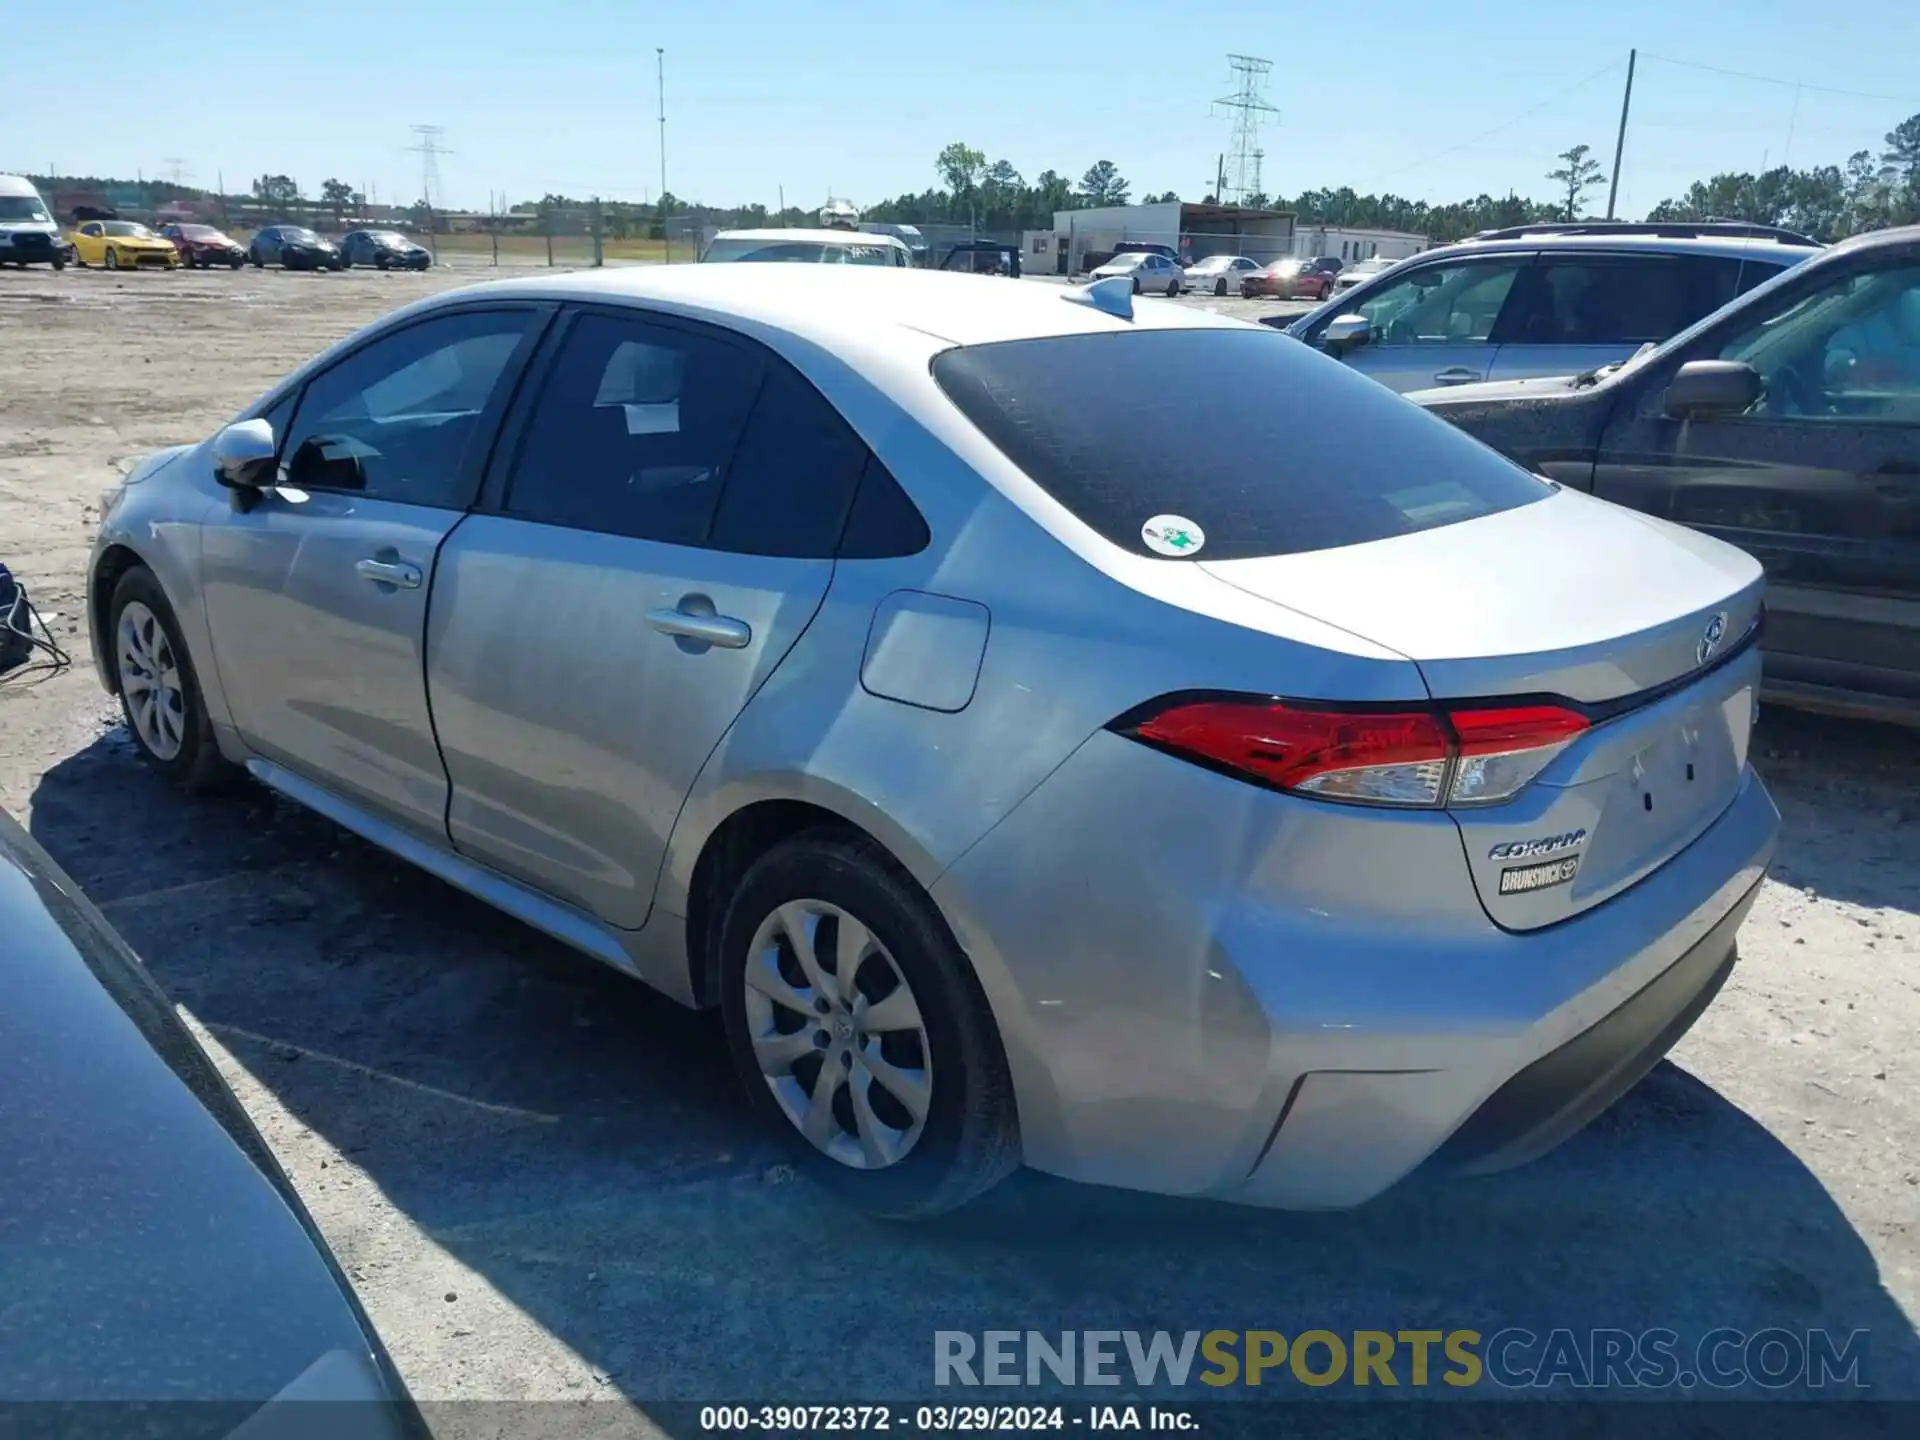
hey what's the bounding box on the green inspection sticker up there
[1142,514,1206,557]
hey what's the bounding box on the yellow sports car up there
[68,220,179,270]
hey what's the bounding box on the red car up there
[1240,256,1340,300]
[158,223,247,270]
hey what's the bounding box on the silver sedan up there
[89,265,1777,1216]
[1087,250,1185,295]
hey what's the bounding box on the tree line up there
[28,109,1920,245]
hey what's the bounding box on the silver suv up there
[1277,222,1822,392]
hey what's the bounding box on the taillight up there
[1115,694,1590,808]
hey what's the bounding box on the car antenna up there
[1063,275,1134,321]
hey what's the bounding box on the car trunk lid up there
[1200,486,1765,929]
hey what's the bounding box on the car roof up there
[713,228,906,247]
[1435,231,1824,263]
[431,264,1250,347]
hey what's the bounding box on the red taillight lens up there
[1118,696,1592,808]
[1445,703,1590,806]
[1127,698,1454,806]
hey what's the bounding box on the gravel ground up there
[1,261,1916,1423]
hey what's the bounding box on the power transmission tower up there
[1211,55,1279,206]
[162,157,189,186]
[407,125,451,259]
[407,125,451,211]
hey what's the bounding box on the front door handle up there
[1432,367,1481,385]
[646,606,751,649]
[355,558,423,589]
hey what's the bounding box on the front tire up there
[108,566,236,792]
[1215,279,1227,296]
[718,831,1019,1219]
[105,247,121,270]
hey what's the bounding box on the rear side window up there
[932,329,1549,561]
[1494,256,1768,347]
[707,366,870,557]
[504,312,764,545]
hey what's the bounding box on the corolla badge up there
[1697,611,1729,665]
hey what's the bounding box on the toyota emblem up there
[1697,612,1729,665]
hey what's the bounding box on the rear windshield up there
[931,329,1551,561]
[703,238,901,266]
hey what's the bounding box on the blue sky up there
[7,0,1919,217]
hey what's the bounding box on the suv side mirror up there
[212,418,278,490]
[1322,313,1372,358]
[1663,360,1761,418]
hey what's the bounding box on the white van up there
[0,176,68,269]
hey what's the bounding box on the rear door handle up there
[355,558,423,589]
[1432,367,1481,385]
[646,606,751,649]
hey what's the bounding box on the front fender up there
[90,452,233,739]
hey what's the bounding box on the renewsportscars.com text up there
[933,1329,1870,1390]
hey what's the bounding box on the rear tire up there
[108,566,239,793]
[718,830,1019,1219]
[230,256,243,270]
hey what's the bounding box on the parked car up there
[1183,254,1262,296]
[0,807,422,1429]
[341,229,433,270]
[0,173,70,269]
[89,265,1778,1218]
[1409,223,1920,727]
[1088,249,1183,295]
[69,220,179,270]
[1331,254,1400,293]
[249,225,343,271]
[1275,222,1822,392]
[1242,257,1336,301]
[701,228,913,266]
[939,240,1020,277]
[160,222,247,269]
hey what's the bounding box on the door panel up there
[200,493,458,838]
[426,517,833,928]
[1592,260,1920,698]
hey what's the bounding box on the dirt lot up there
[2,261,1917,1422]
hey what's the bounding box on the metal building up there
[1041,201,1298,276]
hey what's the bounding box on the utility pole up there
[1605,49,1636,220]
[217,170,226,229]
[657,48,669,263]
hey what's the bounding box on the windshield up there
[933,329,1547,561]
[178,225,221,239]
[702,237,900,265]
[371,232,409,245]
[0,196,51,222]
[1102,253,1148,268]
[101,222,154,238]
[285,228,321,243]
[1189,256,1230,271]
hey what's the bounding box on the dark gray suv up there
[1273,222,1823,392]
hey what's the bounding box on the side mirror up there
[1321,313,1372,358]
[211,418,278,490]
[1662,360,1761,418]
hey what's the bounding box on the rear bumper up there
[934,733,1778,1209]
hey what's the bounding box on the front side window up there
[933,329,1549,561]
[1337,257,1527,347]
[280,310,534,505]
[1714,264,1920,425]
[504,312,763,545]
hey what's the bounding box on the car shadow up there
[1750,706,1920,913]
[26,728,1920,1422]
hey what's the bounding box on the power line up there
[1372,59,1625,187]
[1637,52,1920,108]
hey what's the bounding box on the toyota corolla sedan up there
[88,265,1778,1217]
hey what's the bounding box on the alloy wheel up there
[116,600,186,761]
[105,248,120,270]
[742,899,932,1170]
